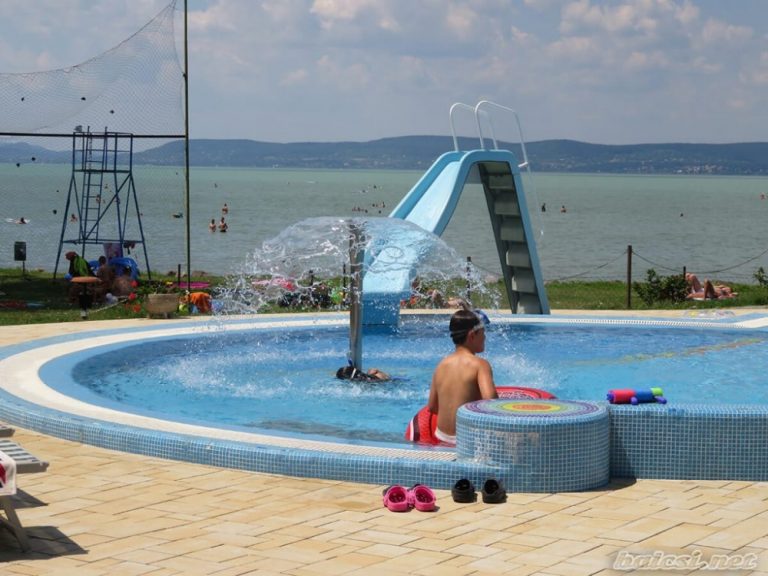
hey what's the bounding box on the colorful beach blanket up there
[0,450,17,496]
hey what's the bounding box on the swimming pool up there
[2,312,768,491]
[45,318,768,445]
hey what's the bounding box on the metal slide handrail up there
[448,102,476,151]
[458,101,544,245]
[448,100,530,170]
[475,100,530,170]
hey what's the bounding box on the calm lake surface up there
[2,163,767,283]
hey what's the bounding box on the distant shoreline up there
[2,136,768,175]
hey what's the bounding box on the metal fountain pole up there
[348,221,364,370]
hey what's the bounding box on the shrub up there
[633,269,688,306]
[754,267,768,290]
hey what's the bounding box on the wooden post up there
[626,245,633,309]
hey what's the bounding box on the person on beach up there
[218,217,228,232]
[94,256,115,302]
[65,251,96,312]
[427,308,498,445]
[209,218,216,232]
[111,267,134,298]
[685,273,737,300]
[65,251,93,278]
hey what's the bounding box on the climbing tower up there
[55,128,151,278]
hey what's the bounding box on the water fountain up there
[216,215,495,372]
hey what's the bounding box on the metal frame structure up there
[54,129,151,278]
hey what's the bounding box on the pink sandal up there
[382,485,409,512]
[408,484,436,512]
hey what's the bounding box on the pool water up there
[63,321,768,445]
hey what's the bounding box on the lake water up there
[2,163,767,283]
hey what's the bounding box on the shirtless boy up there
[427,309,498,445]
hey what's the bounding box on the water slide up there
[362,148,550,325]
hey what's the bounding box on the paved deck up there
[3,315,768,575]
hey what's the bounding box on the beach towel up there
[0,450,17,496]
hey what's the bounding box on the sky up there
[0,0,766,144]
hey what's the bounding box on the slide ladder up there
[362,102,549,325]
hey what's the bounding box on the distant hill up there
[526,140,768,175]
[2,136,767,174]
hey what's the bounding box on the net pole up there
[183,0,192,289]
[626,244,633,309]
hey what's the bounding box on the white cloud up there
[509,25,535,44]
[524,0,560,9]
[625,50,669,70]
[744,51,768,86]
[673,0,699,26]
[698,18,753,46]
[561,0,682,36]
[280,68,310,87]
[311,0,378,23]
[546,35,600,63]
[444,4,478,40]
[315,54,371,88]
[1,0,766,143]
[690,56,721,74]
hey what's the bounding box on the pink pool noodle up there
[607,389,635,404]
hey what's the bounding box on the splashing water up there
[215,216,500,314]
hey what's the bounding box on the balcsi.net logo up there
[614,550,759,571]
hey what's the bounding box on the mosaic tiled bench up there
[456,399,610,492]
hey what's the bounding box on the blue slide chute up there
[362,149,549,325]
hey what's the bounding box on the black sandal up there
[481,478,506,504]
[451,478,476,503]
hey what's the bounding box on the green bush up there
[633,269,688,306]
[755,267,768,289]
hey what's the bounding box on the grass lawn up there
[1,267,766,326]
[0,268,216,325]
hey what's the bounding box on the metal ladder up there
[54,129,151,278]
[477,160,547,313]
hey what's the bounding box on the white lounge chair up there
[0,439,49,552]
